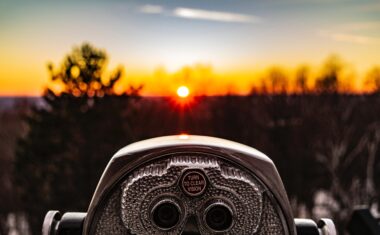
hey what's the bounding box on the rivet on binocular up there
[43,135,337,235]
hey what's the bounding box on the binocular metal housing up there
[43,135,336,235]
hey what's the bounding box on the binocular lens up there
[152,201,180,229]
[205,204,233,231]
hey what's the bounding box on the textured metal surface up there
[93,154,286,234]
[257,194,285,234]
[95,189,130,235]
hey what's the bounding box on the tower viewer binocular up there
[43,135,336,235]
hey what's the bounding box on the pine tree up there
[15,43,140,234]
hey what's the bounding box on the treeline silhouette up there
[0,43,379,234]
[149,54,380,96]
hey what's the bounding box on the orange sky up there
[1,0,380,96]
[0,57,376,97]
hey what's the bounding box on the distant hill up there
[0,96,44,111]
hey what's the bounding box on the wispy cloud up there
[357,2,380,12]
[173,7,260,23]
[279,0,351,4]
[138,4,260,24]
[318,20,380,45]
[330,33,373,44]
[139,4,164,14]
[318,30,380,45]
[340,21,380,31]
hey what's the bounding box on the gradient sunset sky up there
[1,0,380,96]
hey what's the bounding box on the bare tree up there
[315,55,343,93]
[365,66,380,93]
[261,66,289,94]
[295,65,310,94]
[314,98,380,233]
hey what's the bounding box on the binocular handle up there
[42,211,85,235]
[295,218,336,235]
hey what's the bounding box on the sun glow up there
[179,134,190,139]
[177,86,190,98]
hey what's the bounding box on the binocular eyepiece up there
[43,135,336,235]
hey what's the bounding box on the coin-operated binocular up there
[43,135,336,235]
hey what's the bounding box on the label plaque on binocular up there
[181,170,207,196]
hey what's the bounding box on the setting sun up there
[177,86,190,98]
